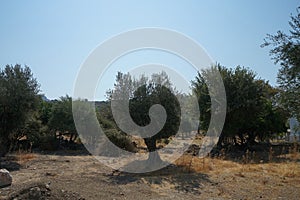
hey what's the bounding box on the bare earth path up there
[0,151,299,199]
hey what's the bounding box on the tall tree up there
[0,64,40,156]
[262,6,300,121]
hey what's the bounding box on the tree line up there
[0,6,299,157]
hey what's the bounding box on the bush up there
[97,129,136,157]
[105,129,136,152]
[98,116,116,129]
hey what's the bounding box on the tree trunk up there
[247,132,256,145]
[238,133,244,146]
[69,132,76,143]
[144,138,156,152]
[217,133,225,148]
[147,151,163,164]
[233,136,237,146]
[144,138,163,164]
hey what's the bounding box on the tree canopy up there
[192,64,287,148]
[0,64,40,156]
[108,71,181,161]
[48,95,78,143]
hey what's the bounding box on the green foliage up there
[0,64,40,156]
[192,64,288,147]
[48,95,77,142]
[106,71,135,101]
[262,6,300,121]
[39,99,53,126]
[105,129,136,152]
[130,82,180,151]
[96,101,117,129]
[98,114,116,129]
[72,99,100,141]
[18,113,44,148]
[105,71,181,155]
[48,96,74,132]
[128,72,180,151]
[192,70,212,132]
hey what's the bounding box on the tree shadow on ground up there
[106,163,212,195]
[0,155,21,171]
[35,144,91,156]
[212,143,300,164]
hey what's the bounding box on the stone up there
[0,169,12,188]
[29,187,42,200]
[45,183,51,191]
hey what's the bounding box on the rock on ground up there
[0,168,12,188]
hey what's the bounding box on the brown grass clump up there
[174,153,300,178]
[174,155,239,173]
[15,153,37,165]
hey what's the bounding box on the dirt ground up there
[0,148,299,200]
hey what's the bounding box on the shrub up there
[97,129,136,157]
[105,129,136,152]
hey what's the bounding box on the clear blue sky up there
[0,0,299,100]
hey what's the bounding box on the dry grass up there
[175,155,239,173]
[175,153,300,178]
[14,153,37,165]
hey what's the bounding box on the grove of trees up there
[0,63,295,158]
[0,7,299,158]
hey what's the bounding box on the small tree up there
[48,95,77,143]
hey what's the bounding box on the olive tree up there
[192,64,287,148]
[108,71,180,162]
[0,64,39,156]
